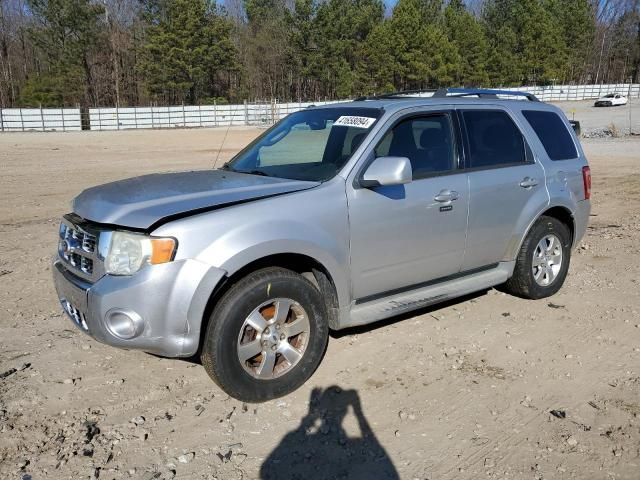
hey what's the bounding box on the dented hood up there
[72,169,319,230]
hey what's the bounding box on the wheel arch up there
[541,206,575,246]
[196,252,341,356]
[510,205,576,262]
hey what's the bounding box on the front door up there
[347,111,469,302]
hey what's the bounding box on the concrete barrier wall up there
[1,84,638,133]
[0,108,81,132]
[86,100,347,131]
[508,83,640,102]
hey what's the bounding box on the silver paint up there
[361,156,412,186]
[53,96,591,358]
[73,169,319,229]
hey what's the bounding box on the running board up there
[343,261,514,329]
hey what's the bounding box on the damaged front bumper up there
[53,258,226,357]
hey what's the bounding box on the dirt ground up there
[0,123,639,480]
[554,99,639,135]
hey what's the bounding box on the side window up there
[375,114,455,178]
[522,110,578,161]
[462,110,527,169]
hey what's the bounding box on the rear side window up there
[522,110,578,161]
[462,110,526,168]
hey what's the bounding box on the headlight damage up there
[105,231,176,275]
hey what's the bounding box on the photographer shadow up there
[260,386,399,480]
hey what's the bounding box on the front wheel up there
[504,216,572,299]
[201,267,329,402]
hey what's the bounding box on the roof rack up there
[354,87,539,102]
[433,87,539,101]
[353,89,437,101]
[375,89,439,99]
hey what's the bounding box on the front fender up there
[152,180,351,310]
[202,221,350,309]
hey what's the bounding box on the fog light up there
[105,309,144,339]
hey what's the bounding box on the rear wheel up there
[201,267,329,402]
[504,216,571,299]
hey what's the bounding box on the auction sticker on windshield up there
[334,116,377,129]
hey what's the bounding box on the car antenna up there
[213,120,232,169]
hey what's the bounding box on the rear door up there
[520,108,586,200]
[459,107,547,271]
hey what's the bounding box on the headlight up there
[105,231,176,275]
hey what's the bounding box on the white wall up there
[508,83,640,102]
[86,100,345,131]
[1,84,638,133]
[0,108,81,132]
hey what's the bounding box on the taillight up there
[582,166,591,200]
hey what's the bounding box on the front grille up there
[61,299,89,331]
[58,215,104,282]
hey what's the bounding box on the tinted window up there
[375,114,455,178]
[462,110,526,168]
[522,110,578,161]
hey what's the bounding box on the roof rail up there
[353,89,438,101]
[433,87,539,102]
[353,87,540,102]
[375,89,438,99]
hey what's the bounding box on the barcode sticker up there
[333,116,376,129]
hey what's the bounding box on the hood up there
[73,169,319,230]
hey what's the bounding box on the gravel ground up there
[0,126,639,480]
[555,98,640,136]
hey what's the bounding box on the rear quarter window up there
[522,110,578,161]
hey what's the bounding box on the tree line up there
[0,0,638,108]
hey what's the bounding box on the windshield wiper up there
[220,164,269,177]
[236,169,270,177]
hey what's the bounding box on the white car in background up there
[594,93,628,107]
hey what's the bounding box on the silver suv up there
[53,88,591,402]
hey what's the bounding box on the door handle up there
[434,190,459,202]
[519,177,538,188]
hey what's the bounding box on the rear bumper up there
[573,199,591,248]
[53,258,226,357]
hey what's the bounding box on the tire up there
[201,267,329,402]
[504,216,572,300]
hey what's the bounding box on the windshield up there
[223,107,382,181]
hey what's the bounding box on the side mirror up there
[360,156,412,188]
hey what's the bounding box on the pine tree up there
[287,0,322,99]
[485,25,521,86]
[544,0,595,82]
[357,21,396,95]
[376,0,459,90]
[23,0,105,106]
[515,0,567,84]
[444,0,489,86]
[483,0,567,85]
[313,0,385,98]
[138,0,237,104]
[240,0,292,99]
